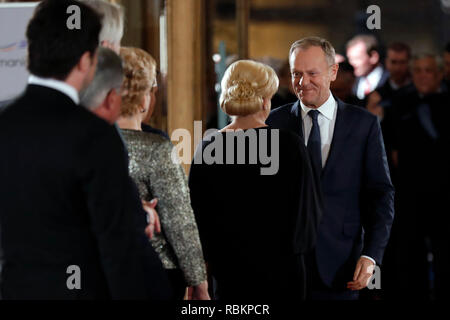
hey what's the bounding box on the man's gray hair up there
[80,47,123,110]
[411,52,444,71]
[80,0,124,46]
[289,36,336,66]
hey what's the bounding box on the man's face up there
[412,57,442,95]
[385,49,410,84]
[346,42,374,77]
[290,46,338,108]
[444,52,450,81]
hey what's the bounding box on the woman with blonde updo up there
[219,59,279,130]
[117,47,210,300]
[189,60,322,300]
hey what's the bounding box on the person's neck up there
[117,115,142,131]
[65,78,82,93]
[64,68,90,93]
[364,64,379,78]
[419,88,440,98]
[221,113,267,131]
[391,76,410,88]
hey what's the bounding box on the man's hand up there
[347,257,375,291]
[366,91,384,119]
[142,198,161,239]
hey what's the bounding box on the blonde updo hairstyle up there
[120,46,157,117]
[220,60,279,116]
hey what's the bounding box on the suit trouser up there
[305,251,359,301]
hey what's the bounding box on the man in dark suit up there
[0,0,170,300]
[267,37,394,300]
[377,42,412,99]
[365,43,414,180]
[387,53,450,300]
[366,42,413,119]
[346,34,389,105]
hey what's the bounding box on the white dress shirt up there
[356,65,384,99]
[300,91,376,265]
[28,75,79,105]
[300,92,337,169]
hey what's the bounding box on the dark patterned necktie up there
[307,110,322,175]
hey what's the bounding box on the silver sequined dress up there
[121,129,207,286]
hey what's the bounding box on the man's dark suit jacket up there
[267,98,395,288]
[0,85,171,300]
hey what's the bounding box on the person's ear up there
[369,50,380,65]
[141,92,150,113]
[78,52,93,73]
[330,63,339,81]
[105,89,116,110]
[262,97,271,110]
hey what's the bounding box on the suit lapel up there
[290,101,304,141]
[290,99,355,178]
[376,68,390,91]
[322,100,354,177]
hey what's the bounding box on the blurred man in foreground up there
[0,0,170,300]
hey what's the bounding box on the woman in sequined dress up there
[117,47,209,300]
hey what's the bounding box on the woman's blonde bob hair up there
[220,60,279,116]
[119,47,156,117]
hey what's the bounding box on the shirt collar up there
[365,65,383,86]
[300,91,336,120]
[389,79,400,90]
[28,75,80,105]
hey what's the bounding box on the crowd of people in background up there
[335,35,449,300]
[0,0,448,301]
